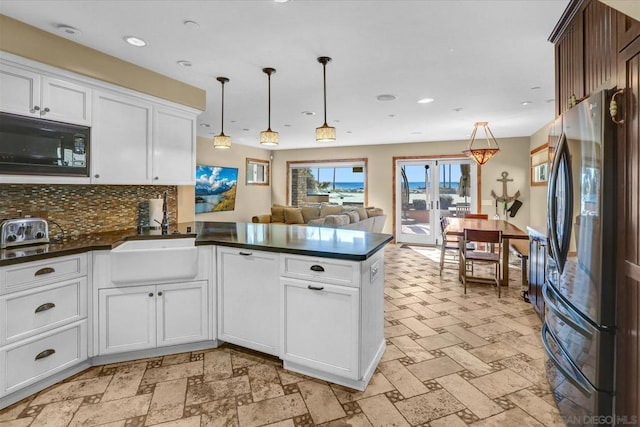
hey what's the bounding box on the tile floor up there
[0,244,566,426]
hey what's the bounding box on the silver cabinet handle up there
[35,302,56,313]
[148,293,154,297]
[35,349,55,360]
[239,251,253,256]
[94,174,100,179]
[310,265,325,272]
[30,106,41,113]
[158,291,163,296]
[308,285,324,291]
[35,267,55,276]
[41,107,50,115]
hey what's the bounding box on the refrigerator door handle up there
[547,133,563,270]
[542,283,593,339]
[541,324,592,397]
[547,131,572,273]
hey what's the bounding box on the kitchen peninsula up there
[0,222,391,408]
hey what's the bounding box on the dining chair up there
[463,213,489,220]
[439,217,475,275]
[455,203,471,217]
[461,228,503,297]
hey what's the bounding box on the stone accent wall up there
[291,169,308,207]
[0,185,177,239]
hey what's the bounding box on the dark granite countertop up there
[0,221,392,266]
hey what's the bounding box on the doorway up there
[395,158,478,245]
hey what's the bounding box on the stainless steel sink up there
[110,238,197,284]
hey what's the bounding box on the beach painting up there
[195,165,238,213]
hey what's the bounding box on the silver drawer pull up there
[35,267,55,276]
[35,303,56,313]
[310,265,325,272]
[35,349,56,360]
[308,285,324,291]
[239,251,253,256]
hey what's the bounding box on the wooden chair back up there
[464,228,502,245]
[464,213,489,220]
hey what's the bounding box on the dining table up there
[444,218,529,287]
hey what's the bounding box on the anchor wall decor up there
[491,171,521,218]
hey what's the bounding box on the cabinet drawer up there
[1,320,87,396]
[1,277,87,345]
[1,254,88,294]
[281,255,359,287]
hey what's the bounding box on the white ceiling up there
[0,0,569,150]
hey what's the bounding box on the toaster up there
[0,218,49,249]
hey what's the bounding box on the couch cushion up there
[301,205,321,223]
[356,207,368,219]
[323,214,350,227]
[307,218,325,227]
[271,204,290,223]
[320,204,343,217]
[366,207,384,217]
[284,207,305,224]
[346,210,360,223]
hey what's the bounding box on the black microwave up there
[0,112,90,177]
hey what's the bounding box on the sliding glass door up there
[395,158,477,245]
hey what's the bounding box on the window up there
[287,159,367,206]
[531,144,549,186]
[246,158,269,185]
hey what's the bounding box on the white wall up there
[529,122,551,231]
[271,137,531,234]
[177,136,272,223]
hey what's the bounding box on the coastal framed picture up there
[195,165,238,213]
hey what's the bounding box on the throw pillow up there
[271,204,289,223]
[301,205,321,223]
[323,214,350,227]
[320,204,343,217]
[346,211,360,223]
[366,207,384,217]
[284,207,305,224]
[356,207,368,219]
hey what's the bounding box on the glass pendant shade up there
[315,124,336,141]
[213,76,231,149]
[316,56,336,142]
[260,67,279,146]
[260,129,279,146]
[213,133,231,149]
[462,121,500,165]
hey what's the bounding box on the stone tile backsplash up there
[0,184,177,239]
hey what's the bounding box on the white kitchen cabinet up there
[98,281,208,355]
[91,91,152,184]
[0,63,91,125]
[152,107,196,185]
[217,247,279,356]
[281,278,360,379]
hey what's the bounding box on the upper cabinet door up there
[0,64,41,118]
[41,76,91,126]
[91,91,152,184]
[152,107,196,185]
[556,14,584,115]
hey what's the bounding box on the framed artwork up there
[195,165,238,213]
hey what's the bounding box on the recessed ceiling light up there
[183,20,200,29]
[410,131,423,135]
[177,60,193,67]
[417,98,434,104]
[347,131,352,134]
[301,111,315,116]
[56,25,81,36]
[546,98,555,103]
[388,114,397,118]
[124,36,147,47]
[453,107,463,112]
[521,101,533,106]
[530,86,541,90]
[243,128,250,131]
[377,94,397,101]
[284,124,292,127]
[200,123,211,128]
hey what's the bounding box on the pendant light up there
[462,121,500,165]
[213,77,231,149]
[316,56,336,142]
[260,68,279,146]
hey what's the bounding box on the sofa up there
[252,204,386,233]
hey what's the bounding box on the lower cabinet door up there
[157,281,208,347]
[98,286,156,355]
[281,278,360,379]
[218,248,279,356]
[1,320,87,396]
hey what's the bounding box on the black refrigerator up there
[542,89,616,425]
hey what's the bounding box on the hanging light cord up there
[267,72,272,131]
[220,80,226,136]
[322,61,328,126]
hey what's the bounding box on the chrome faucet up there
[154,191,170,234]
